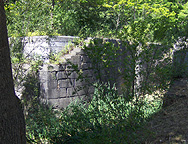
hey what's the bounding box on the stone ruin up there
[11,36,187,109]
[11,36,132,109]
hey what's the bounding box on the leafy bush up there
[25,82,162,143]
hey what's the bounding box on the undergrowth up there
[26,82,162,144]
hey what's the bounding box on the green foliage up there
[83,38,120,81]
[49,41,75,64]
[9,37,24,62]
[25,82,162,143]
[10,36,168,143]
[26,101,65,143]
[5,0,55,37]
[5,0,187,40]
[7,0,188,143]
[83,38,172,100]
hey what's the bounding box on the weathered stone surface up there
[39,71,48,83]
[67,79,76,87]
[58,98,72,109]
[58,79,70,88]
[14,37,141,109]
[59,64,66,71]
[48,72,57,81]
[78,49,85,55]
[70,72,78,79]
[76,88,87,96]
[67,88,74,96]
[80,62,92,70]
[15,36,79,62]
[47,98,59,108]
[48,89,60,99]
[70,55,81,64]
[81,55,91,63]
[48,80,58,89]
[82,69,93,77]
[57,71,67,80]
[48,64,59,71]
[59,88,67,98]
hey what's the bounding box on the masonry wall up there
[39,47,95,109]
[9,36,79,62]
[38,38,134,109]
[10,36,79,98]
[10,36,138,109]
[12,36,169,109]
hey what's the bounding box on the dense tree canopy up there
[3,0,187,43]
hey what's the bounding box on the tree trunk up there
[0,1,26,143]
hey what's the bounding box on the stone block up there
[58,97,72,109]
[75,79,88,87]
[40,88,48,99]
[39,71,48,78]
[68,79,76,87]
[70,71,78,79]
[75,79,82,87]
[173,49,188,78]
[57,71,67,80]
[74,47,82,54]
[39,76,47,84]
[47,98,59,109]
[51,41,65,47]
[71,96,85,103]
[48,88,60,99]
[58,79,70,88]
[65,64,74,71]
[50,36,79,42]
[40,82,48,92]
[76,89,86,96]
[70,55,81,64]
[48,64,59,71]
[59,88,67,98]
[48,80,58,89]
[89,86,95,94]
[48,72,57,80]
[67,88,75,96]
[50,46,62,50]
[78,49,85,55]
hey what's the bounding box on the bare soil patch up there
[144,79,188,144]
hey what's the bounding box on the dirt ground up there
[144,79,188,144]
[144,97,188,143]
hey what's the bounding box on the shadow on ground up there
[144,78,188,144]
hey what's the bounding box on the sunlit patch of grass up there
[140,90,166,119]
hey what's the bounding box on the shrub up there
[24,82,162,143]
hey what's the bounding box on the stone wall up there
[38,38,132,109]
[12,36,171,109]
[39,47,95,109]
[10,36,79,98]
[11,36,159,109]
[9,36,79,62]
